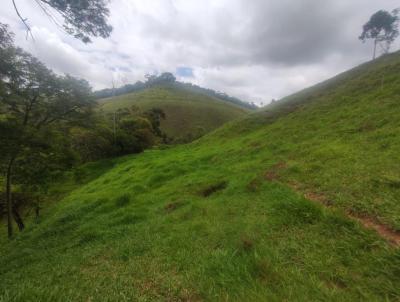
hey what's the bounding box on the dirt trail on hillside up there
[302,191,400,247]
[264,163,400,247]
[302,189,400,247]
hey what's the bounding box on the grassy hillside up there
[1,52,400,301]
[252,51,400,230]
[98,85,250,141]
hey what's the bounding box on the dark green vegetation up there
[99,85,250,142]
[1,51,400,301]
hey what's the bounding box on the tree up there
[145,72,176,86]
[0,23,13,48]
[143,108,167,141]
[359,9,399,59]
[70,125,113,162]
[4,126,77,225]
[158,72,176,83]
[11,0,112,43]
[0,27,93,238]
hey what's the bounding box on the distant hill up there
[94,75,257,111]
[2,52,400,300]
[98,85,251,142]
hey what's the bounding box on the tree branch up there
[35,105,80,129]
[11,0,34,41]
[23,95,38,126]
[33,0,69,35]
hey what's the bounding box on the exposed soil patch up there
[247,178,262,192]
[304,192,335,207]
[264,162,287,181]
[240,236,254,252]
[349,215,400,247]
[164,201,183,213]
[323,278,347,290]
[200,181,227,197]
[293,185,400,247]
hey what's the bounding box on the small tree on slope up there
[359,9,399,60]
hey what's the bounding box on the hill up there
[98,85,251,142]
[1,52,400,301]
[252,51,400,230]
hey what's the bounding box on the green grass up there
[98,85,249,140]
[1,52,400,301]
[250,51,400,230]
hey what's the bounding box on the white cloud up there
[1,0,400,105]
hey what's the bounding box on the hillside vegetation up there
[253,51,400,230]
[98,85,250,142]
[1,52,400,301]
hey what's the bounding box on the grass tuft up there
[115,194,131,207]
[200,181,228,197]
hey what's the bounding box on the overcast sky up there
[1,0,399,105]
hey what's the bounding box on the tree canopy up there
[359,9,399,59]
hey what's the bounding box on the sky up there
[1,0,399,105]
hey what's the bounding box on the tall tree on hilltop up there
[359,9,399,59]
[11,0,112,43]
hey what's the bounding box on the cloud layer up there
[1,0,399,105]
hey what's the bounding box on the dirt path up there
[264,163,400,247]
[349,215,400,246]
[302,190,400,247]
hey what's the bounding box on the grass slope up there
[252,51,400,230]
[1,53,400,301]
[98,85,249,140]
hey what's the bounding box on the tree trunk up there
[12,205,24,231]
[6,157,15,239]
[373,39,377,60]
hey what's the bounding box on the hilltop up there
[1,52,400,301]
[98,84,251,142]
